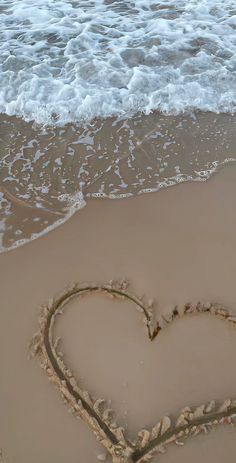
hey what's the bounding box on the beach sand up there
[2,111,236,252]
[1,164,236,462]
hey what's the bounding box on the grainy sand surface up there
[1,165,236,462]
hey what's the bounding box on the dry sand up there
[1,165,236,462]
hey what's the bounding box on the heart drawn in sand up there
[31,281,236,463]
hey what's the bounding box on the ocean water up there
[1,0,236,124]
[1,0,236,251]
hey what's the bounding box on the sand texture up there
[1,165,236,462]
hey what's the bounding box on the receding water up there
[1,112,236,252]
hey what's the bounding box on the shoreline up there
[1,111,236,252]
[0,163,231,256]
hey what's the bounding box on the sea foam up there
[1,0,236,125]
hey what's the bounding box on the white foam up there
[1,0,236,125]
[0,190,86,253]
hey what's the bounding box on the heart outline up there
[30,281,236,463]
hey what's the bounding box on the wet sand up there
[2,111,236,252]
[1,165,236,462]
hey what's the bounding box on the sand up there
[2,111,236,252]
[1,164,236,462]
